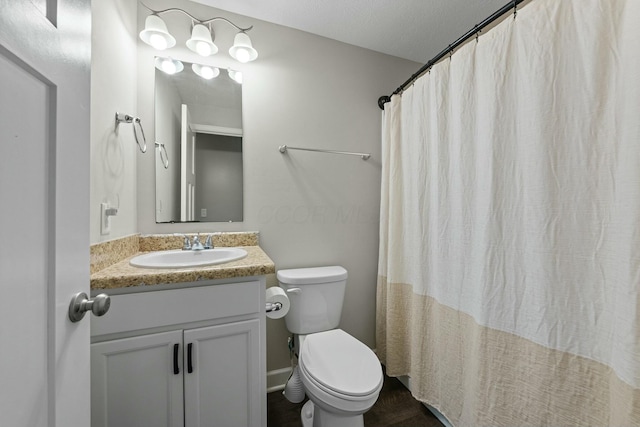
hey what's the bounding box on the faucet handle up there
[183,235,192,250]
[173,233,192,250]
[204,234,214,249]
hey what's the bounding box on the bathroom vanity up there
[89,233,273,427]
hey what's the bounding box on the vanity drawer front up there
[92,280,261,337]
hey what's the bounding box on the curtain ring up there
[513,0,517,19]
[475,25,480,42]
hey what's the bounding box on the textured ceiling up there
[191,0,509,63]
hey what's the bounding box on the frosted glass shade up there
[154,57,184,75]
[139,15,176,50]
[229,32,258,63]
[186,24,219,57]
[192,64,220,80]
[227,69,243,84]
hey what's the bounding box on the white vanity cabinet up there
[183,320,260,427]
[91,330,184,427]
[90,278,266,427]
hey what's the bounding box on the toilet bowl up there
[277,266,383,427]
[298,329,383,426]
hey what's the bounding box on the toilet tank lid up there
[277,266,347,285]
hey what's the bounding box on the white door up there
[184,320,261,427]
[0,1,92,426]
[91,331,184,427]
[180,104,195,221]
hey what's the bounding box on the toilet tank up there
[277,266,348,335]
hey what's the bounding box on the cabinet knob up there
[68,292,111,322]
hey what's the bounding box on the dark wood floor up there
[267,372,445,427]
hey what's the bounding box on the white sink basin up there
[130,248,248,269]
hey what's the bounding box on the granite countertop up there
[91,246,275,290]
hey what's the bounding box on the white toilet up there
[277,266,383,427]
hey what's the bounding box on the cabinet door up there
[91,331,184,427]
[184,319,261,427]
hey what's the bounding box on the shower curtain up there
[376,0,640,426]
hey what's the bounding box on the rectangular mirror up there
[154,58,243,223]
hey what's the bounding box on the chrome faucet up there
[191,235,205,251]
[177,233,213,251]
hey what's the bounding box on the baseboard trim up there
[267,367,292,393]
[397,375,453,427]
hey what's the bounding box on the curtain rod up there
[378,0,527,110]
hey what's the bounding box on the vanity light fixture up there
[227,69,243,84]
[192,63,220,80]
[186,23,218,57]
[139,14,176,50]
[140,4,257,62]
[229,32,258,63]
[154,57,184,74]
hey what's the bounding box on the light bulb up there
[228,69,243,84]
[161,59,177,74]
[192,64,220,80]
[149,34,168,50]
[195,41,212,56]
[234,48,250,63]
[200,66,214,79]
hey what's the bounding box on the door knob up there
[68,292,111,322]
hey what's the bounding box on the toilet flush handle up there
[286,287,301,294]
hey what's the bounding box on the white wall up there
[195,133,243,222]
[135,0,420,372]
[90,0,139,243]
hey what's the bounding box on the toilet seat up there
[299,329,383,399]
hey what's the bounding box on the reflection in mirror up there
[154,58,243,223]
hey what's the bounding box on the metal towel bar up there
[279,145,371,161]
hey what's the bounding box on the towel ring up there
[155,142,169,169]
[115,112,147,153]
[133,118,147,153]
